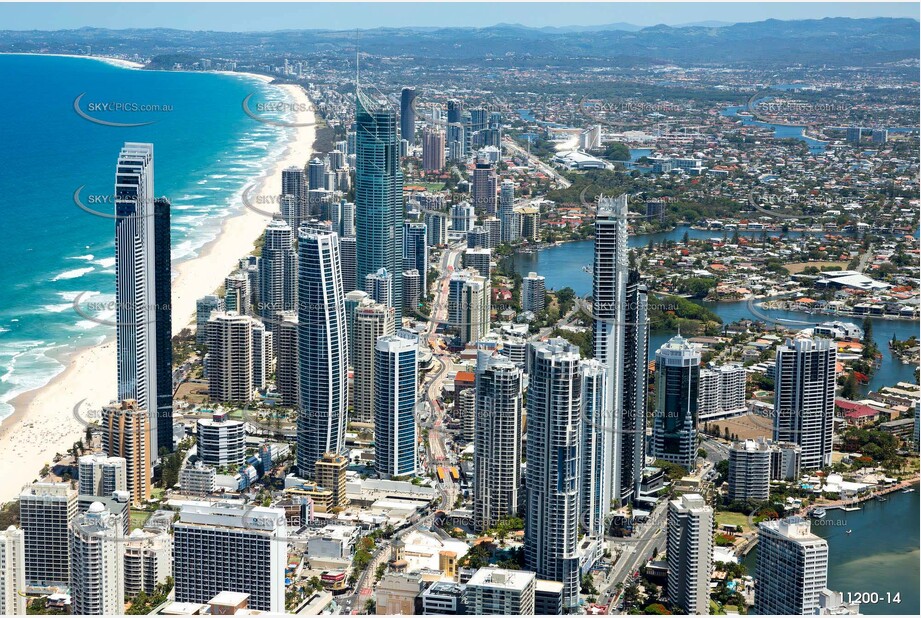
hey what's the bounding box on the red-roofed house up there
[837,399,880,427]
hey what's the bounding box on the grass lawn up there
[784,261,848,274]
[715,510,753,533]
[130,510,151,530]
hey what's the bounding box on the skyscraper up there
[19,482,77,587]
[356,88,404,321]
[70,502,124,615]
[450,201,476,233]
[276,311,299,407]
[152,197,173,453]
[593,195,649,504]
[652,334,701,472]
[666,493,713,615]
[115,142,172,457]
[297,226,348,479]
[728,439,772,502]
[447,99,462,125]
[499,179,519,243]
[755,517,829,615]
[463,247,492,280]
[448,269,490,346]
[374,334,419,478]
[521,272,546,314]
[422,127,446,172]
[173,502,286,612]
[101,400,152,505]
[308,157,326,193]
[77,454,128,498]
[0,526,26,615]
[472,160,498,214]
[206,311,255,403]
[525,339,582,611]
[400,87,417,144]
[281,166,307,228]
[473,352,523,531]
[580,359,608,538]
[195,295,223,345]
[365,267,394,309]
[402,221,428,293]
[258,218,297,330]
[773,337,836,470]
[352,299,395,424]
[339,235,357,293]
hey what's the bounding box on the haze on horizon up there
[0,1,917,32]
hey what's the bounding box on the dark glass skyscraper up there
[153,197,173,453]
[355,89,404,321]
[400,87,417,144]
[115,143,172,456]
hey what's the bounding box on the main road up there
[503,136,572,188]
[597,499,670,614]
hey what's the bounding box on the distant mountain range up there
[1,17,917,67]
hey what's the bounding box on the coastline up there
[0,71,315,504]
[0,51,145,69]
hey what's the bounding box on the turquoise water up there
[741,486,920,615]
[0,54,292,422]
[512,228,919,392]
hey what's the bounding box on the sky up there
[0,1,916,31]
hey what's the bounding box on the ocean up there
[0,54,292,423]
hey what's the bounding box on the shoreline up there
[1,51,145,69]
[0,65,316,504]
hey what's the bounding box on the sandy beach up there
[0,73,315,504]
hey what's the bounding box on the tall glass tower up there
[592,194,648,505]
[373,334,418,478]
[355,88,404,321]
[296,225,348,479]
[115,142,172,456]
[652,334,701,471]
[525,338,583,611]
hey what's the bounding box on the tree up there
[861,317,873,344]
[840,373,860,400]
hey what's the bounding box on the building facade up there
[473,353,524,531]
[524,339,582,610]
[652,335,701,471]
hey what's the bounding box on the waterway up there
[512,226,919,393]
[740,486,920,615]
[721,104,827,154]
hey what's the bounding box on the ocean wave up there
[210,174,228,179]
[51,267,94,281]
[175,194,208,201]
[70,254,94,261]
[0,343,67,423]
[42,303,72,313]
[58,290,103,302]
[94,257,116,268]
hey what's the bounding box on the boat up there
[902,488,915,493]
[846,530,852,534]
[878,497,887,502]
[809,507,827,519]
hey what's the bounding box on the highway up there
[503,136,572,189]
[597,500,670,614]
[347,244,465,614]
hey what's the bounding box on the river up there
[740,485,920,615]
[512,226,919,393]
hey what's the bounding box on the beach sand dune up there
[0,80,314,504]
